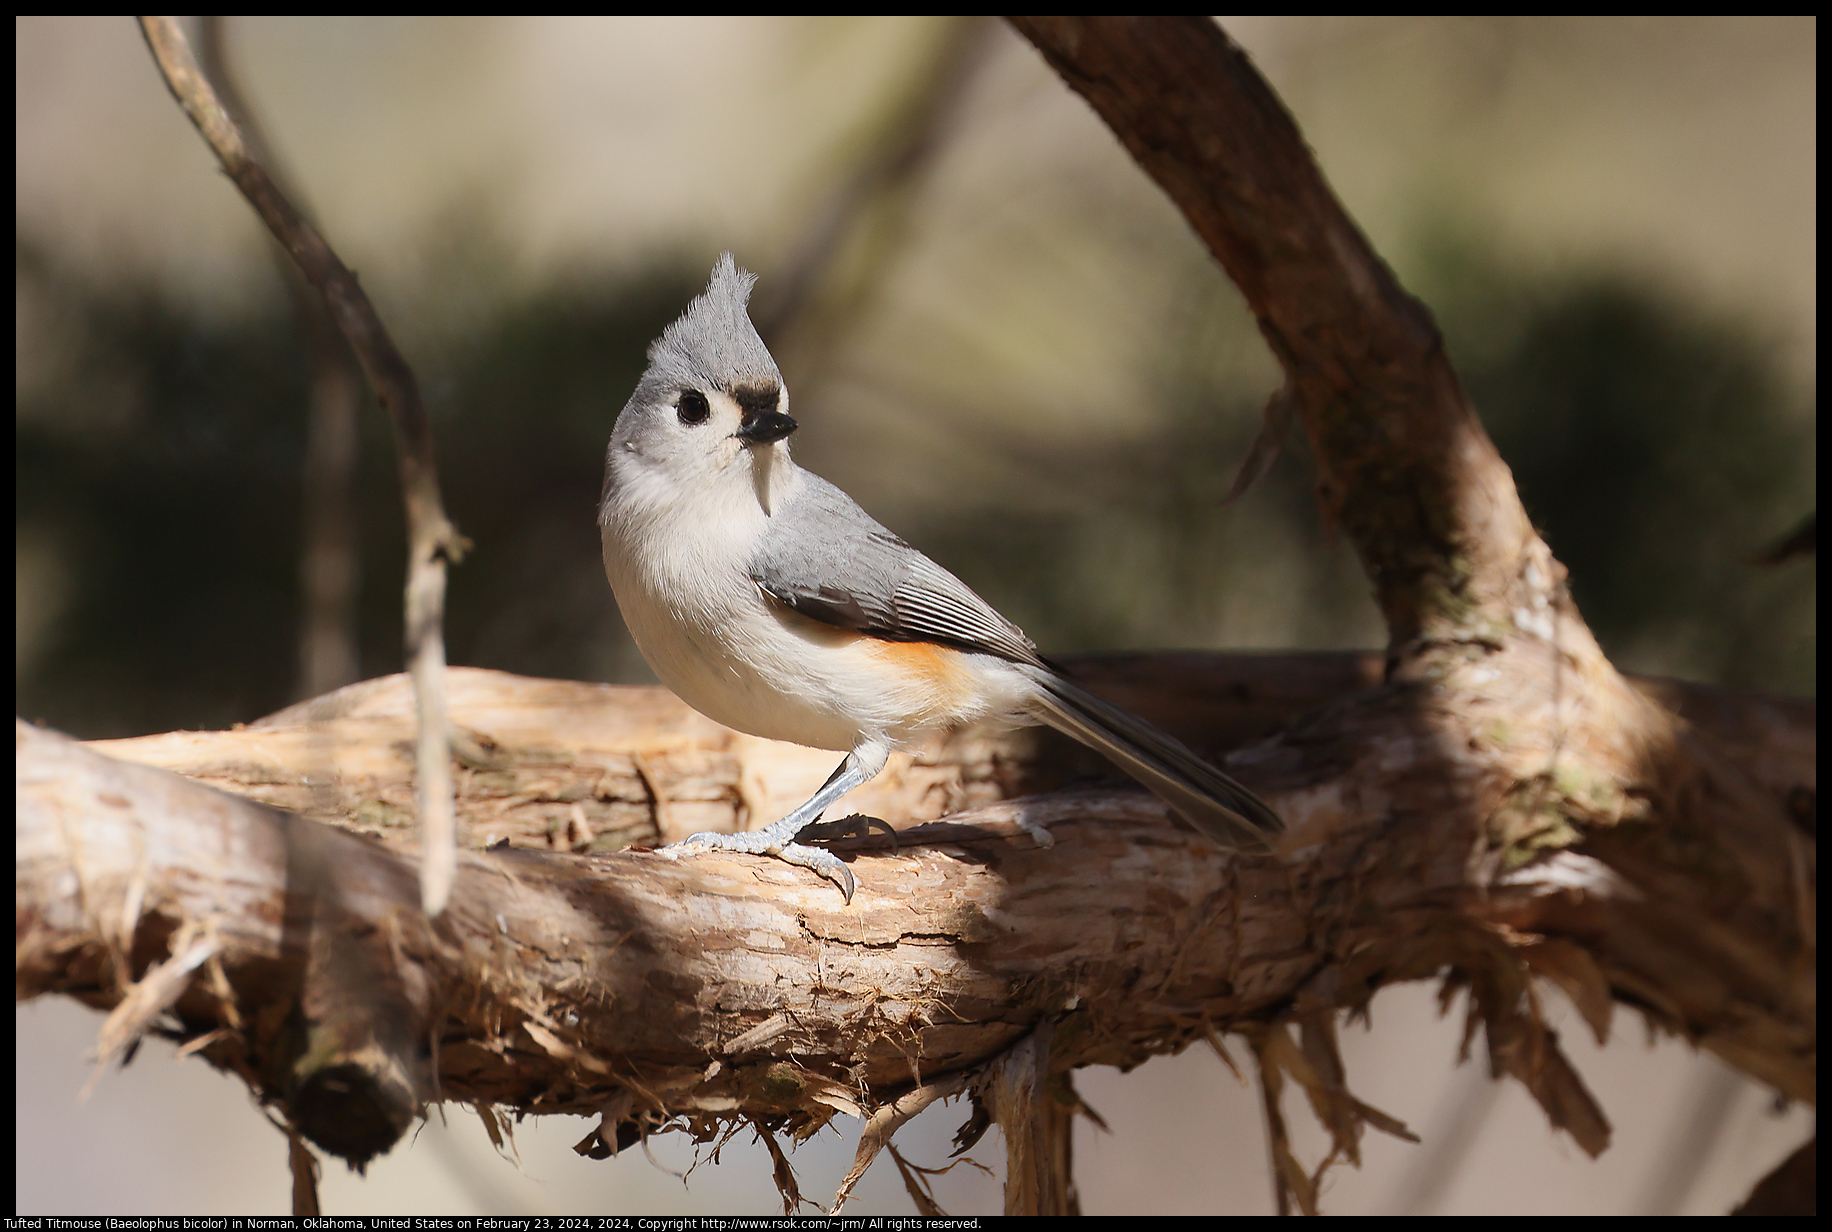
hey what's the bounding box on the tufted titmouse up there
[600,255,1282,900]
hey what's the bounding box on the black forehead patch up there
[731,384,781,417]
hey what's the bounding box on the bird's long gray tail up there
[1021,666,1283,851]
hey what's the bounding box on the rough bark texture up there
[15,16,1813,1216]
[16,656,1814,1201]
[1000,15,1815,1207]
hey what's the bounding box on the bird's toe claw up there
[778,842,856,904]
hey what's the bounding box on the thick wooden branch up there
[75,657,1389,859]
[17,659,1814,1175]
[67,660,1814,868]
[1001,19,1814,1204]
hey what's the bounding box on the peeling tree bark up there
[15,654,1813,1206]
[15,16,1814,1216]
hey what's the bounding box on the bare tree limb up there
[1009,16,1553,654]
[72,658,1815,867]
[16,652,1813,1157]
[137,16,465,914]
[999,17,1815,1210]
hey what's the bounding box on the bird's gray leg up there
[666,740,891,902]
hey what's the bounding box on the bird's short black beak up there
[737,408,798,446]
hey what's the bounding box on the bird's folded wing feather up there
[750,475,1043,666]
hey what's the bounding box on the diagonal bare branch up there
[1008,17,1551,656]
[1005,17,1813,1196]
[136,15,466,914]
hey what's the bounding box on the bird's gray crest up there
[641,253,781,401]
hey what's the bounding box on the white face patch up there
[616,388,743,492]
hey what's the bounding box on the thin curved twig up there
[136,16,466,915]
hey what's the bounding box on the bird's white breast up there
[600,450,1029,752]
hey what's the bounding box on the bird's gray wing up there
[751,474,1043,666]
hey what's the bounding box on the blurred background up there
[16,15,1814,1216]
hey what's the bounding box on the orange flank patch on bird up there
[859,636,982,722]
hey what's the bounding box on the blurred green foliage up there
[14,231,1814,741]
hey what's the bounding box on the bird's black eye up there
[677,390,711,426]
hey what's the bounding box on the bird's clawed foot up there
[664,813,894,904]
